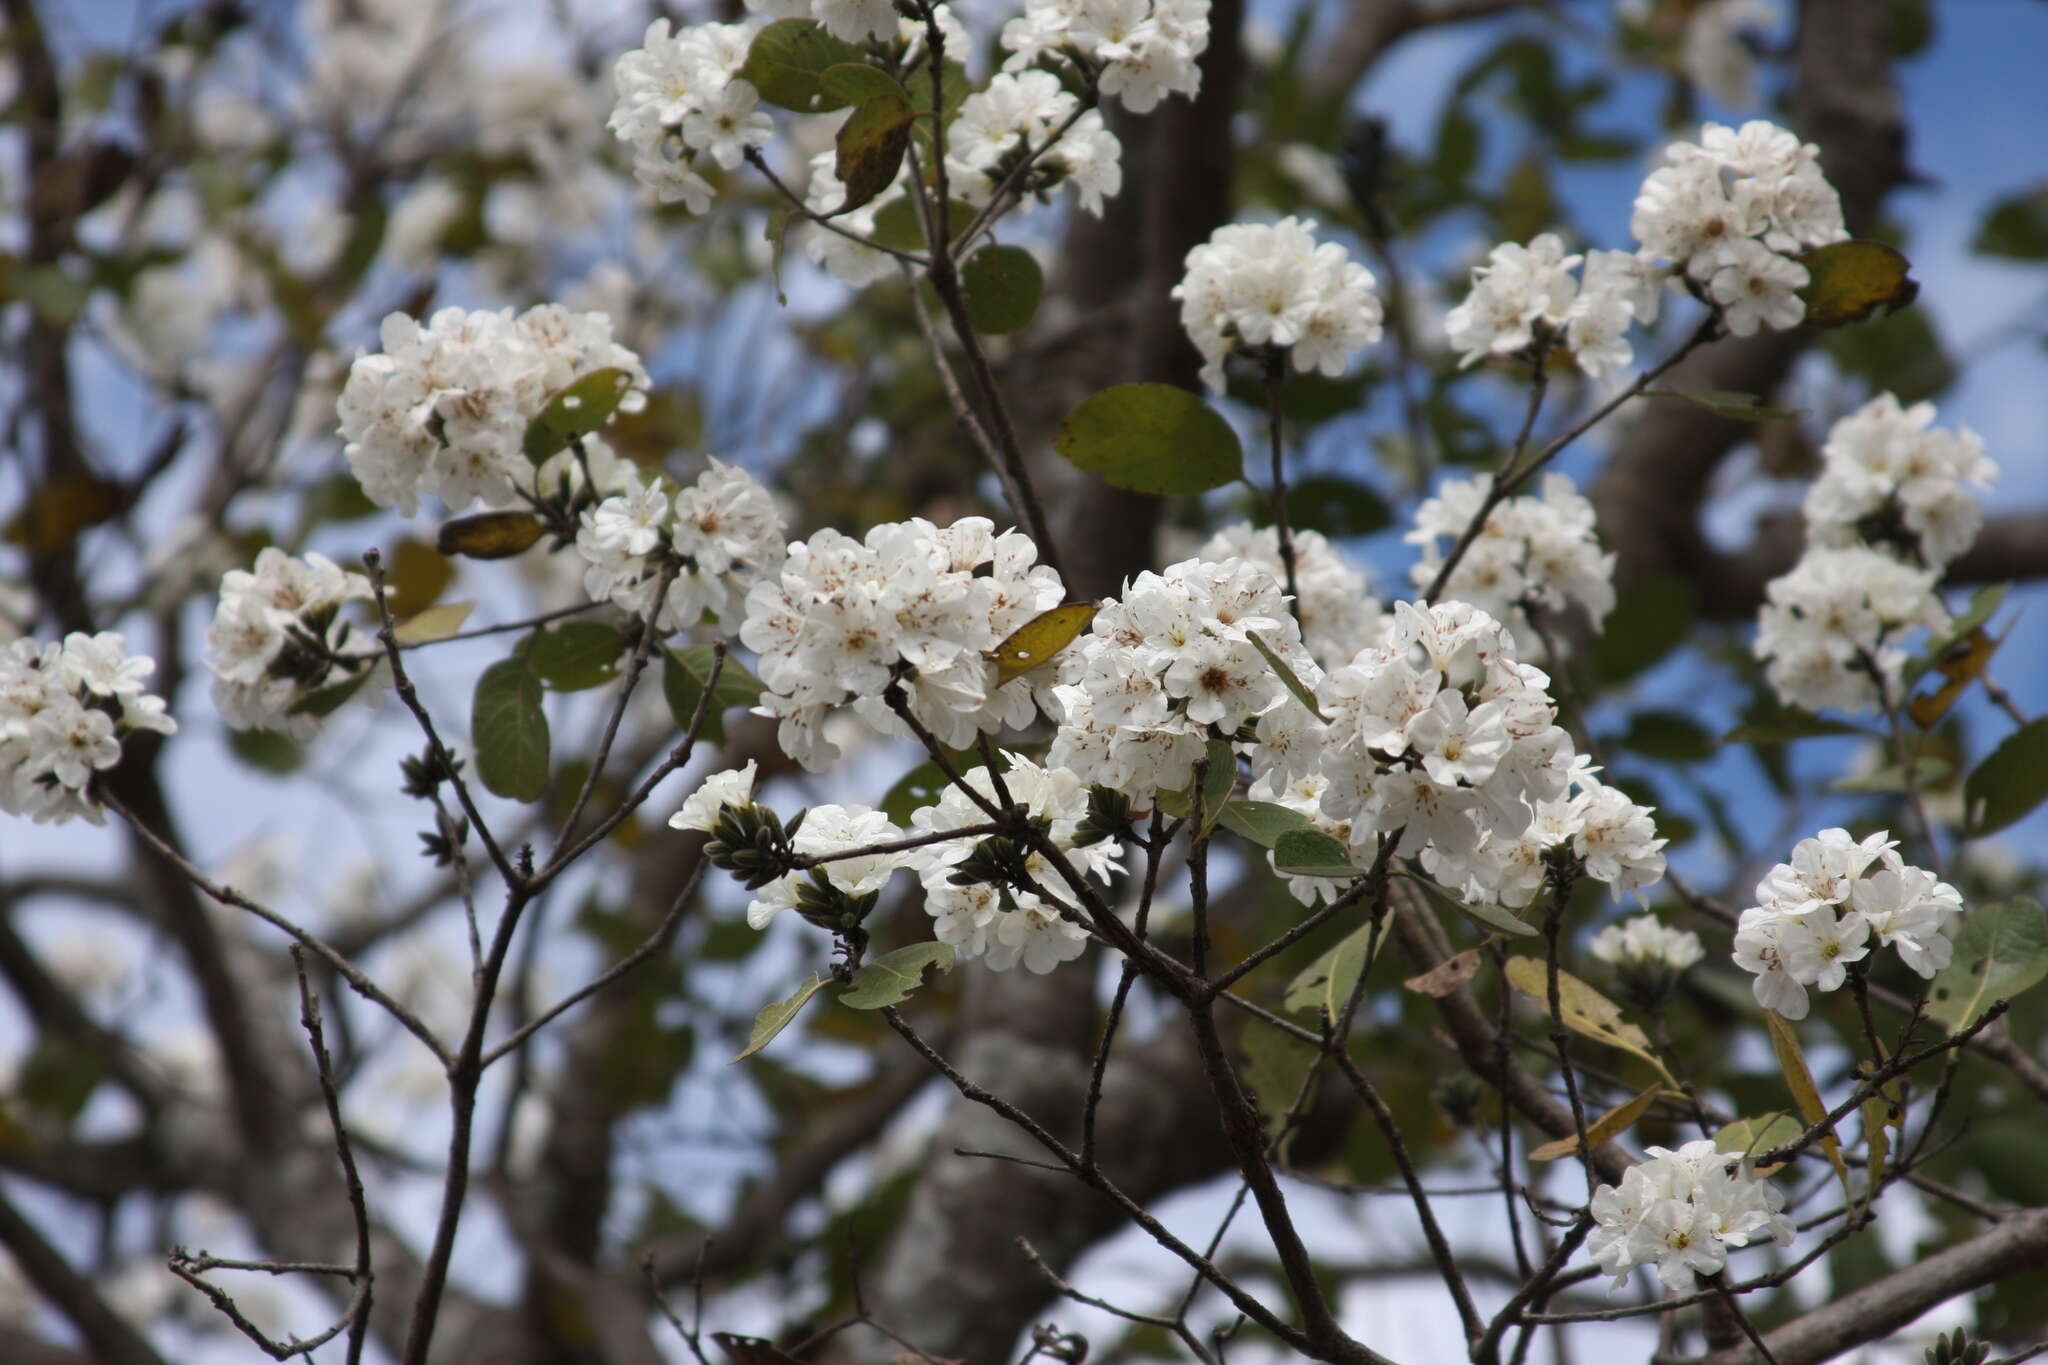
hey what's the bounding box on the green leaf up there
[732,974,828,1061]
[1054,383,1244,497]
[521,367,637,463]
[960,244,1044,335]
[288,669,372,718]
[1928,900,2048,1033]
[738,19,865,114]
[840,942,957,1009]
[661,646,764,742]
[1619,710,1716,763]
[528,620,628,691]
[1216,800,1316,849]
[437,511,546,560]
[18,1034,105,1122]
[818,63,908,106]
[1283,923,1380,1021]
[1973,185,2048,260]
[227,727,304,775]
[1831,756,1952,795]
[870,196,976,254]
[473,656,550,802]
[1723,715,1870,745]
[1239,1017,1320,1146]
[1272,828,1361,879]
[1594,572,1694,684]
[1796,239,1920,328]
[1408,871,1538,937]
[1645,388,1805,422]
[832,93,915,214]
[1964,719,2048,837]
[1248,631,1327,721]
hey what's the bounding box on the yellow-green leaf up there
[1215,799,1316,849]
[731,973,827,1061]
[1763,1008,1849,1192]
[871,195,975,253]
[527,620,627,691]
[990,603,1098,685]
[737,19,865,114]
[383,538,454,618]
[1248,631,1328,721]
[437,511,546,560]
[817,63,907,106]
[1503,957,1674,1085]
[522,366,637,463]
[1528,1086,1664,1161]
[1797,239,1919,328]
[1926,898,2048,1032]
[1055,383,1244,497]
[1272,828,1360,879]
[392,600,476,646]
[1714,1113,1803,1171]
[832,93,914,214]
[1284,922,1381,1022]
[1402,937,1500,998]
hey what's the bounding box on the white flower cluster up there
[1046,556,1311,803]
[1001,0,1212,113]
[948,71,1123,217]
[908,753,1118,973]
[744,0,909,45]
[1589,1140,1793,1292]
[1406,472,1616,644]
[576,459,787,630]
[337,306,650,516]
[740,517,1066,770]
[1198,523,1383,666]
[1173,217,1385,392]
[1632,120,1847,335]
[1444,236,1663,379]
[607,18,768,212]
[1757,394,1994,715]
[1753,546,1944,715]
[1803,393,1997,570]
[205,549,380,736]
[1732,828,1961,1019]
[1679,0,1780,108]
[1442,765,1668,910]
[669,760,759,836]
[1591,914,1704,973]
[2,633,175,824]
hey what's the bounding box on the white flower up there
[1753,546,1945,715]
[1709,237,1808,335]
[2,633,176,825]
[1003,0,1211,112]
[608,18,768,209]
[745,803,906,930]
[1802,393,1997,569]
[1173,217,1383,391]
[1590,1140,1792,1292]
[204,549,378,736]
[1443,233,1581,366]
[670,761,759,833]
[337,304,649,516]
[1199,524,1383,665]
[1407,472,1616,647]
[1591,915,1704,971]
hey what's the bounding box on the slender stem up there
[549,559,678,854]
[1541,874,1597,1200]
[1263,352,1303,626]
[742,146,927,267]
[397,599,603,650]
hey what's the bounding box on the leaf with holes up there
[732,975,828,1061]
[840,942,957,1010]
[1927,899,2048,1033]
[1055,383,1244,496]
[661,646,763,743]
[989,603,1097,685]
[1403,937,1500,997]
[473,656,550,802]
[522,366,637,463]
[528,620,627,691]
[1503,957,1673,1084]
[1797,239,1919,327]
